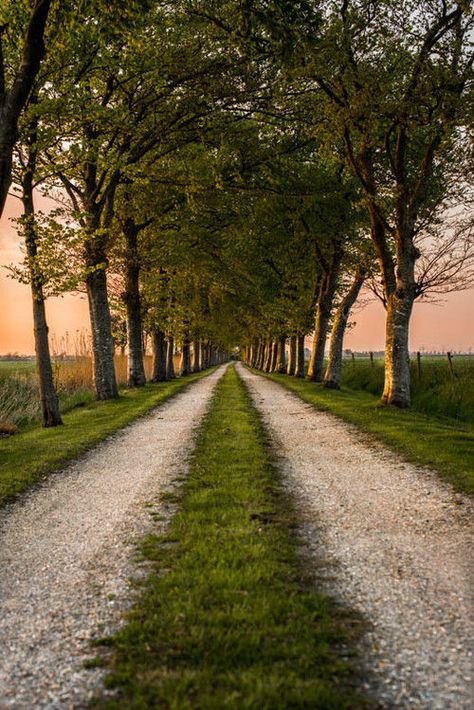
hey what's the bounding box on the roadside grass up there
[340,356,474,424]
[259,371,474,497]
[94,365,364,709]
[0,369,214,506]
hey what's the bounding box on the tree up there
[14,99,62,426]
[0,0,54,216]
[298,0,473,406]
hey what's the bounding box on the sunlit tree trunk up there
[264,339,273,372]
[307,264,341,382]
[166,336,176,379]
[324,272,365,389]
[287,335,297,375]
[382,292,414,407]
[268,339,277,372]
[294,334,305,378]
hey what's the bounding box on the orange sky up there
[0,195,473,355]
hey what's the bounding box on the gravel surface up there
[0,366,226,709]
[238,365,474,709]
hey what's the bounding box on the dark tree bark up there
[180,336,191,376]
[0,0,53,217]
[192,338,201,372]
[294,334,305,378]
[287,335,297,375]
[151,328,167,382]
[324,272,365,389]
[123,219,146,387]
[166,336,176,379]
[20,115,62,427]
[250,338,258,367]
[275,335,287,373]
[84,233,118,400]
[200,340,207,369]
[256,340,264,369]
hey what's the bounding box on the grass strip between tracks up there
[94,364,363,709]
[0,369,215,506]
[260,370,474,497]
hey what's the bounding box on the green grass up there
[339,356,474,424]
[0,370,214,506]
[94,365,364,709]
[0,360,36,378]
[259,370,474,496]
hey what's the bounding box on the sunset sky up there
[1,195,473,355]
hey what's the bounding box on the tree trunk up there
[0,0,53,218]
[200,340,207,369]
[263,339,272,372]
[22,194,62,427]
[180,337,191,376]
[151,328,167,382]
[307,243,343,382]
[269,339,277,372]
[166,336,176,379]
[287,335,297,375]
[123,221,146,387]
[307,277,337,382]
[250,338,258,367]
[85,258,118,400]
[324,273,365,389]
[192,338,201,372]
[275,335,287,373]
[382,293,414,407]
[294,334,305,378]
[20,109,62,427]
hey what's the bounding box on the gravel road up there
[238,364,473,709]
[0,366,225,709]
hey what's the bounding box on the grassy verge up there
[0,370,214,506]
[258,370,474,497]
[339,357,474,424]
[94,365,363,709]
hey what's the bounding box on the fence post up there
[447,351,454,379]
[417,351,422,381]
[369,351,374,367]
[351,352,356,372]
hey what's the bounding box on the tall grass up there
[0,329,155,428]
[341,356,474,423]
[0,329,182,428]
